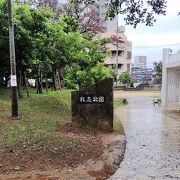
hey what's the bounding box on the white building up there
[100,26,132,76]
[93,1,132,76]
[162,48,180,110]
[131,65,154,84]
[134,56,147,69]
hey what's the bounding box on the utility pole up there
[107,0,119,86]
[8,0,19,119]
[116,18,119,87]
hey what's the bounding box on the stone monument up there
[71,78,113,132]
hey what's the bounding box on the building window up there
[118,50,123,56]
[111,50,123,57]
[118,64,123,69]
[111,51,116,56]
[127,64,130,72]
[127,51,132,59]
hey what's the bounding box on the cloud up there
[127,32,180,47]
[166,0,180,17]
[124,15,180,46]
[119,0,180,65]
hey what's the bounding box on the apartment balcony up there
[105,56,131,65]
[106,43,132,53]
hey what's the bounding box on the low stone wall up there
[71,78,113,132]
[144,86,161,91]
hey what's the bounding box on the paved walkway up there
[109,94,180,180]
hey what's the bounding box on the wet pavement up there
[109,93,180,180]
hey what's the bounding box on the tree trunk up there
[24,72,29,97]
[59,68,64,89]
[37,64,43,94]
[17,71,23,98]
[45,74,48,93]
[52,65,56,91]
[36,77,42,94]
[56,69,61,90]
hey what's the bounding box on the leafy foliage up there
[118,72,132,85]
[62,32,112,89]
[0,0,169,91]
[61,0,103,39]
[153,61,162,83]
[16,0,168,29]
[0,0,112,90]
[106,0,167,28]
[61,15,79,33]
[65,63,113,89]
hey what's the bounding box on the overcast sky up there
[60,0,179,67]
[119,0,180,67]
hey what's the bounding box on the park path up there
[109,92,180,180]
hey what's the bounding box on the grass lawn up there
[0,88,124,146]
[114,98,123,109]
[113,98,124,134]
[0,88,72,149]
[0,88,124,173]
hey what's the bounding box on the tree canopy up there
[65,0,167,28]
[153,61,162,84]
[118,72,132,85]
[0,0,170,91]
[106,0,167,27]
[0,0,112,91]
[15,0,169,28]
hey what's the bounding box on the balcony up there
[105,56,130,65]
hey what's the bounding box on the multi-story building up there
[99,26,132,76]
[92,1,132,76]
[131,65,154,84]
[95,1,132,76]
[134,56,147,69]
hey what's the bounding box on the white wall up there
[162,48,180,110]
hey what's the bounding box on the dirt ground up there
[0,123,126,180]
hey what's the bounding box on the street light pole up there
[8,0,19,119]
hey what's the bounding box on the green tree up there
[0,1,64,92]
[106,0,167,28]
[118,72,132,85]
[63,32,112,89]
[60,0,168,28]
[153,61,162,84]
[0,1,54,91]
[0,0,112,91]
[15,0,169,30]
[61,15,79,33]
[0,0,11,86]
